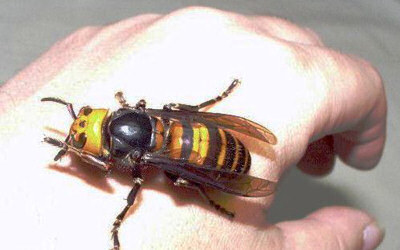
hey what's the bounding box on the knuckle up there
[149,6,238,44]
[303,27,324,46]
[169,6,228,18]
[56,26,100,48]
[128,13,161,22]
[309,49,348,80]
[358,59,384,90]
[68,26,101,40]
[253,16,324,45]
[162,6,233,29]
[105,14,161,30]
[333,53,384,98]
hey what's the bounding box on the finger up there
[276,206,384,250]
[297,135,335,176]
[306,48,387,170]
[333,121,386,170]
[250,16,324,46]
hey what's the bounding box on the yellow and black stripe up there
[161,120,251,173]
[149,117,165,152]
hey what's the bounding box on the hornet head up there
[41,97,109,159]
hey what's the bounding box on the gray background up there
[1,1,399,249]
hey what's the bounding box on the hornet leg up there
[114,91,130,108]
[111,170,143,250]
[44,136,69,161]
[163,79,240,112]
[165,173,235,218]
[44,136,112,172]
[115,91,146,110]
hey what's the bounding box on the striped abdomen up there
[157,120,251,174]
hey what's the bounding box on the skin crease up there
[0,7,386,250]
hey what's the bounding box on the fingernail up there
[363,222,385,250]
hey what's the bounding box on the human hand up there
[1,7,385,250]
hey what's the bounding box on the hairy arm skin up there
[0,7,385,250]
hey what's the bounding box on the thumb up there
[275,206,384,250]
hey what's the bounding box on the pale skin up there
[0,7,386,250]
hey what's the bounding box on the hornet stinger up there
[42,79,277,250]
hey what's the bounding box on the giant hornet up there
[42,79,277,250]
